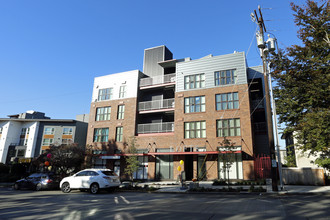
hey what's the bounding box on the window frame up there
[117,105,125,120]
[115,126,123,142]
[63,127,73,135]
[216,118,241,137]
[184,121,206,139]
[96,106,111,121]
[215,92,239,111]
[119,85,127,98]
[214,69,237,86]
[93,128,109,142]
[184,96,206,113]
[44,127,54,135]
[42,138,54,146]
[98,88,113,101]
[184,73,205,90]
[62,138,73,145]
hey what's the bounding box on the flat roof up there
[0,118,76,123]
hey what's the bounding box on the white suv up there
[60,169,121,194]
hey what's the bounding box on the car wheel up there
[35,183,42,191]
[14,183,20,190]
[90,183,99,194]
[61,182,71,193]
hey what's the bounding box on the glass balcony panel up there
[140,73,176,87]
[137,122,174,134]
[139,98,175,111]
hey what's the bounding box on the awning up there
[99,150,242,158]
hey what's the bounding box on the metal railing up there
[140,73,176,87]
[139,98,175,111]
[137,122,174,134]
[254,122,267,133]
[251,99,265,109]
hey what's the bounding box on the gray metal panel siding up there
[143,46,165,77]
[176,52,248,92]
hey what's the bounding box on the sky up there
[0,0,307,146]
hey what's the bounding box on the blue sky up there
[0,0,306,145]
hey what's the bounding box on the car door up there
[71,171,90,189]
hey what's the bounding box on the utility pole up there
[253,6,278,191]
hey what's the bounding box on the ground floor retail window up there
[197,147,207,180]
[155,148,173,180]
[218,151,243,180]
[133,149,148,180]
[92,150,107,168]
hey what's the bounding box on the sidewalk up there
[136,181,330,194]
[1,181,329,194]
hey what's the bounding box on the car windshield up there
[101,171,117,176]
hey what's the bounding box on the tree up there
[124,137,140,181]
[270,0,330,170]
[218,137,236,188]
[34,144,86,176]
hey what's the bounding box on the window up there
[117,105,125,119]
[98,88,113,101]
[17,149,26,157]
[215,69,237,86]
[44,127,54,135]
[216,119,241,137]
[184,73,205,90]
[20,128,29,145]
[93,128,109,142]
[62,138,73,145]
[42,138,53,146]
[218,150,243,179]
[184,96,205,113]
[184,121,206,139]
[63,128,73,135]
[20,128,30,135]
[215,92,239,110]
[0,127,3,134]
[119,85,126,98]
[116,127,123,142]
[96,107,111,121]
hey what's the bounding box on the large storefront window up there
[197,148,207,180]
[218,146,243,180]
[155,148,173,180]
[92,150,107,168]
[133,149,148,180]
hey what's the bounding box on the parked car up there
[60,169,121,194]
[14,173,60,191]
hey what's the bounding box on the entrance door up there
[184,156,193,180]
[155,149,173,180]
[197,155,207,180]
[218,153,243,179]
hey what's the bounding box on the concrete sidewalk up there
[1,181,329,194]
[137,181,330,194]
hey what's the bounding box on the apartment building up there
[87,46,270,181]
[0,111,88,164]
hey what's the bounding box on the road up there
[0,188,329,220]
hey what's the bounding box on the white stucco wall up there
[92,70,140,102]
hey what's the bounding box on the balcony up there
[139,98,175,113]
[140,73,176,88]
[251,99,265,110]
[137,122,174,134]
[254,122,267,134]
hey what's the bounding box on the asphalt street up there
[0,188,329,220]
